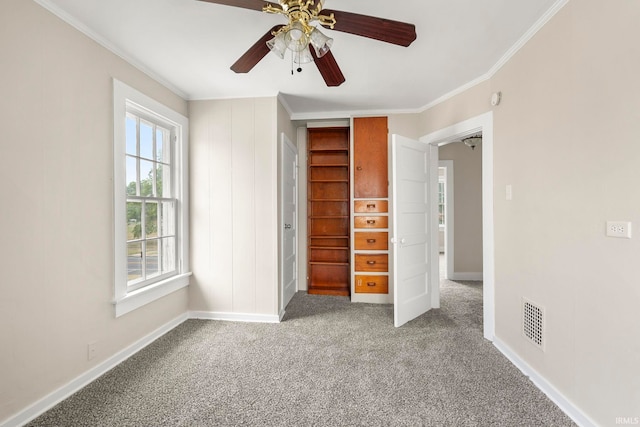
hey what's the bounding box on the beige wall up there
[188,98,279,316]
[414,1,640,424]
[492,1,640,423]
[439,142,483,274]
[0,1,189,423]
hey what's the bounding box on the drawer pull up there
[367,239,376,243]
[366,260,376,265]
[357,166,363,170]
[366,203,376,208]
[366,220,376,224]
[367,282,376,287]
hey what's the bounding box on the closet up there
[307,127,350,296]
[305,118,390,301]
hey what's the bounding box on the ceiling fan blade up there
[321,9,416,47]
[231,25,284,73]
[311,49,345,87]
[196,0,281,12]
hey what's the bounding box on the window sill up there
[114,272,192,317]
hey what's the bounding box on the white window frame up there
[113,79,190,317]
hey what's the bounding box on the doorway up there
[438,161,454,281]
[421,112,495,341]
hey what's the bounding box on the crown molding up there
[32,0,569,117]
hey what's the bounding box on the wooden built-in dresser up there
[351,117,392,303]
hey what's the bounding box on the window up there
[113,80,190,317]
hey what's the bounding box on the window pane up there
[127,201,142,240]
[126,156,137,196]
[157,163,170,198]
[159,201,175,236]
[140,121,154,160]
[156,128,169,163]
[127,241,142,282]
[126,116,137,155]
[140,160,154,197]
[161,237,176,275]
[146,201,159,238]
[146,239,159,278]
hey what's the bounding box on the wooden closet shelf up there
[309,148,348,152]
[309,261,350,266]
[309,163,349,167]
[309,235,349,239]
[309,246,349,250]
[310,179,349,183]
[309,215,349,219]
[309,198,349,202]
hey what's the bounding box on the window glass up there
[127,241,143,282]
[122,109,177,291]
[126,156,137,196]
[125,116,137,155]
[139,160,154,197]
[140,121,154,160]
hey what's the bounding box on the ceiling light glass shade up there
[294,45,314,64]
[266,33,287,59]
[309,27,333,57]
[285,21,309,52]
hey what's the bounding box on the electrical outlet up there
[606,221,632,238]
[87,342,97,361]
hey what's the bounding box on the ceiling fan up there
[197,0,417,87]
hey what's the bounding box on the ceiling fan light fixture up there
[284,21,309,52]
[462,136,482,150]
[266,32,287,59]
[294,44,314,64]
[309,27,333,57]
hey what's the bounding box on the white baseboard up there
[449,272,483,281]
[1,313,188,427]
[493,338,597,427]
[189,311,281,323]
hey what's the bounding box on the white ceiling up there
[37,0,561,119]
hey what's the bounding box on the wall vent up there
[522,298,545,351]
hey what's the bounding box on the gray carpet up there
[27,280,576,426]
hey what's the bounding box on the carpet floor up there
[27,280,576,426]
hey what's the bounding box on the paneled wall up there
[189,98,279,318]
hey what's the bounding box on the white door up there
[281,134,298,311]
[391,135,440,327]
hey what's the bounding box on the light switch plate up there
[606,221,632,238]
[506,184,513,201]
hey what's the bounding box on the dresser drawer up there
[355,275,388,294]
[354,200,388,213]
[354,232,388,250]
[354,216,388,229]
[355,254,388,272]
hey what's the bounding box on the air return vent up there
[522,298,545,351]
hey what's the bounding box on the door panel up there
[354,117,388,198]
[391,134,439,327]
[281,134,297,310]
